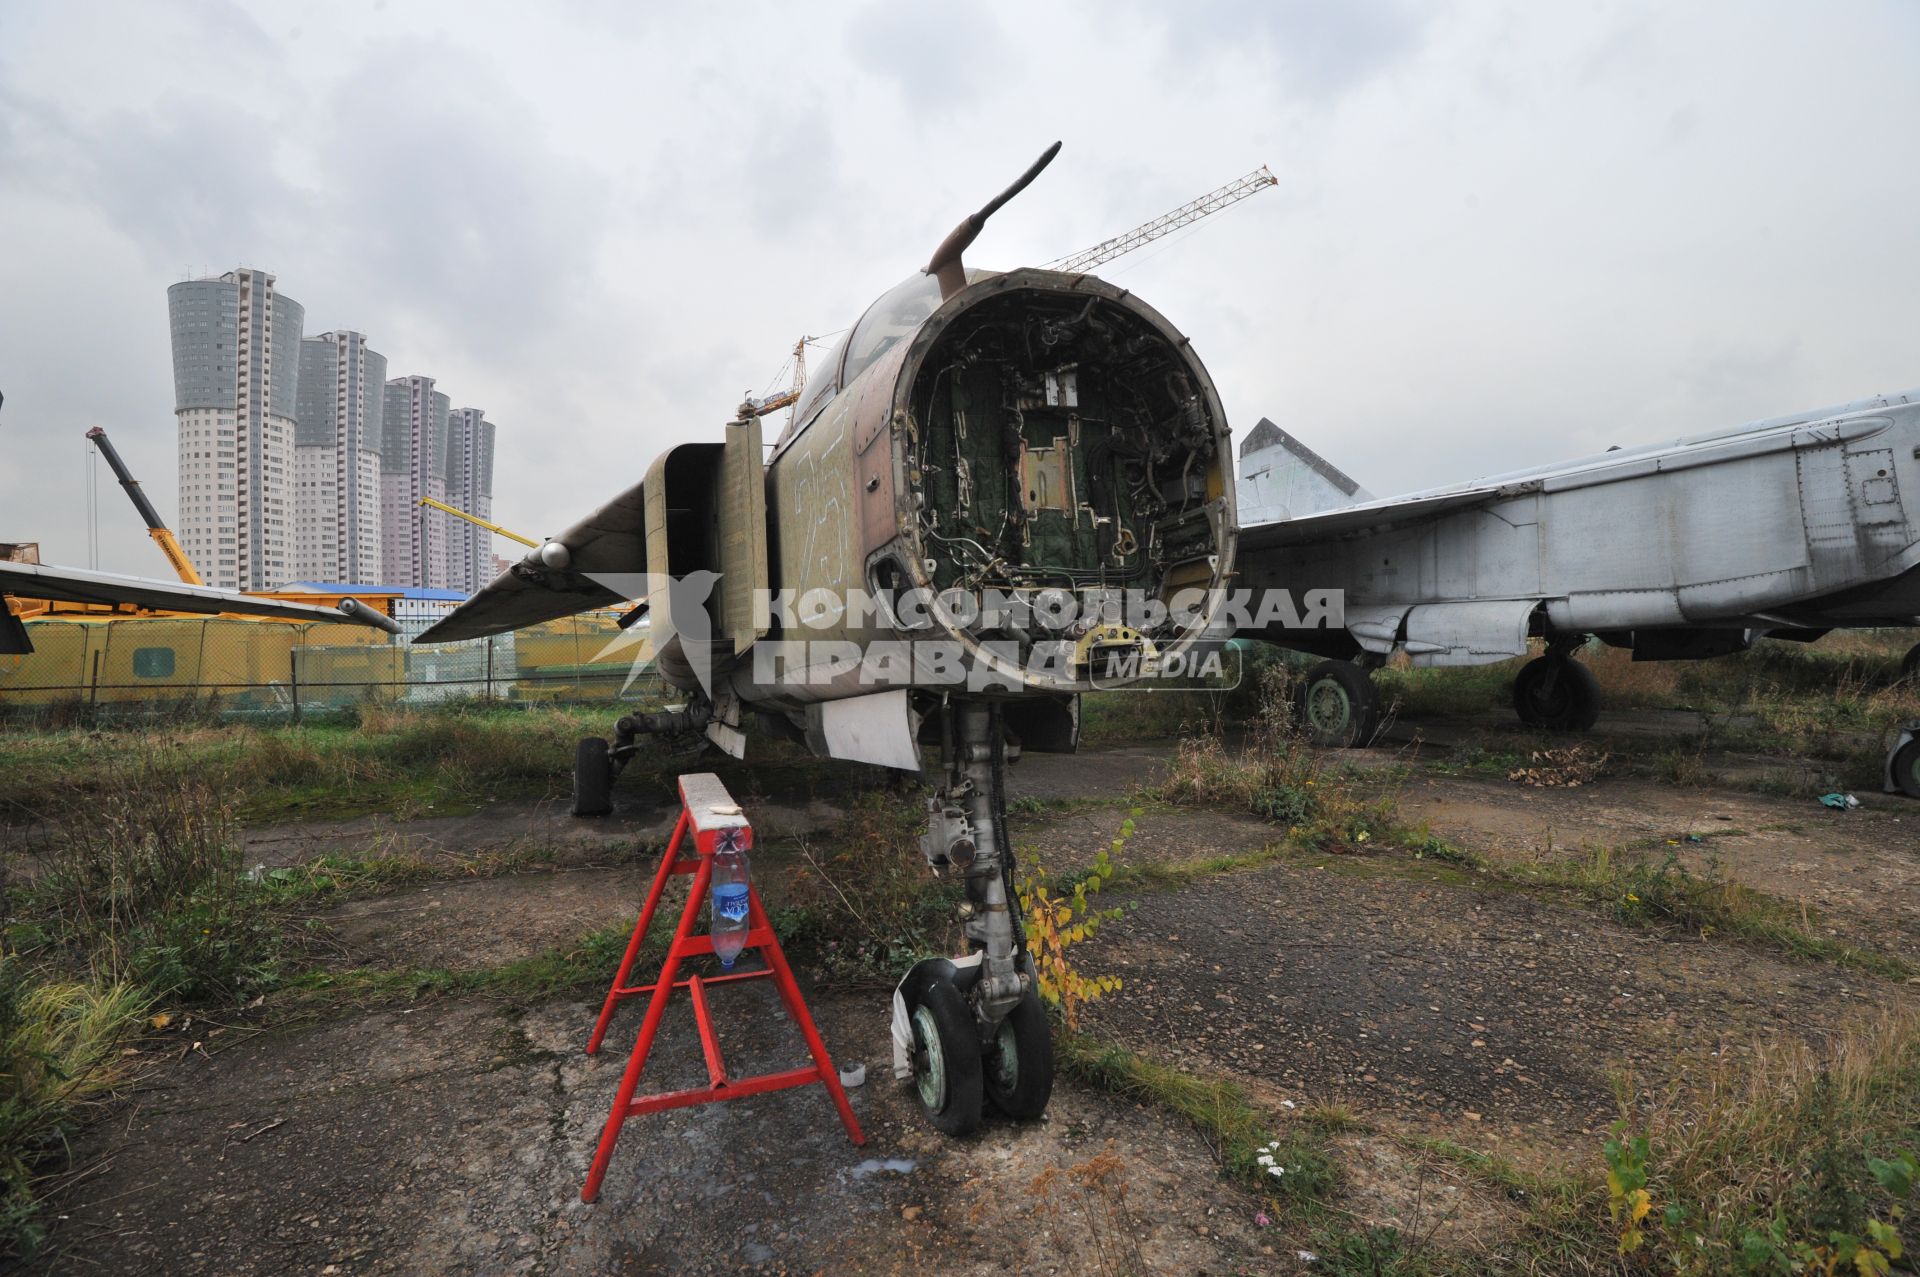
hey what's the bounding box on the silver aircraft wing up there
[0,559,401,630]
[413,478,647,644]
[1238,487,1511,551]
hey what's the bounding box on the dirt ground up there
[34,708,1920,1275]
[50,992,1279,1276]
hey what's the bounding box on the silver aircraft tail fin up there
[1236,417,1372,525]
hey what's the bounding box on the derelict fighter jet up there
[1232,394,1920,796]
[413,143,1240,1133]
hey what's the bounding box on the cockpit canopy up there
[790,270,990,431]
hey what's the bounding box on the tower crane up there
[1045,164,1278,274]
[742,337,816,418]
[747,165,1276,423]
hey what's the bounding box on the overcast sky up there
[3,1,1917,575]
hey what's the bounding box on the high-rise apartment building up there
[445,407,497,592]
[171,269,503,593]
[292,331,387,583]
[168,268,304,589]
[380,376,452,588]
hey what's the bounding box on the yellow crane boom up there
[85,427,203,585]
[417,496,538,547]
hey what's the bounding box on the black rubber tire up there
[1512,656,1601,732]
[1903,643,1920,684]
[906,976,983,1136]
[571,737,613,818]
[1892,738,1920,800]
[983,984,1054,1121]
[1296,659,1379,748]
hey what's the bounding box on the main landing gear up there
[902,701,1054,1135]
[1512,645,1601,731]
[1885,718,1920,800]
[571,705,714,817]
[1297,659,1382,748]
[1295,640,1603,747]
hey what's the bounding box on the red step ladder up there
[581,772,864,1203]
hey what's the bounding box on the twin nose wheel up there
[905,974,1054,1135]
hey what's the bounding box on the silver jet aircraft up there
[1233,392,1920,796]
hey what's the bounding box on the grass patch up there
[276,922,636,1010]
[1056,1031,1335,1209]
[0,961,149,1264]
[0,732,634,1254]
[1495,1009,1920,1275]
[1509,848,1913,981]
[1077,649,1283,747]
[0,701,662,826]
[1156,664,1400,855]
[16,751,289,1005]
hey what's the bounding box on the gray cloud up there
[305,43,612,366]
[2,1,1918,579]
[843,3,1014,116]
[1138,0,1432,99]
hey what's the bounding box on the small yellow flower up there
[1625,893,1639,904]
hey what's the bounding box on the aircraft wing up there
[0,560,401,636]
[414,478,647,644]
[1238,485,1517,552]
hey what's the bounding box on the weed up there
[1603,1123,1654,1253]
[779,791,958,983]
[1404,833,1484,870]
[0,958,148,1262]
[1652,744,1717,787]
[1316,1226,1439,1276]
[1158,662,1400,854]
[1583,1010,1920,1274]
[1503,849,1912,980]
[1017,817,1129,1029]
[1028,1142,1148,1277]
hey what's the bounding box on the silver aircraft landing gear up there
[1512,642,1601,732]
[904,701,1054,1134]
[1298,657,1382,748]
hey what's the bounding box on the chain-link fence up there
[0,606,663,719]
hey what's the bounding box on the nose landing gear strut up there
[897,701,1054,1133]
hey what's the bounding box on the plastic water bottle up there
[708,834,752,971]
